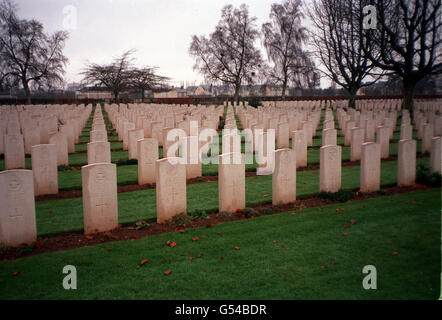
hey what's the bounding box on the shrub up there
[259,208,273,215]
[15,244,34,255]
[317,190,356,202]
[293,203,307,211]
[169,213,193,227]
[134,221,150,230]
[219,211,233,218]
[189,209,209,220]
[0,246,9,255]
[416,163,442,186]
[242,207,258,217]
[58,165,70,172]
[248,96,262,108]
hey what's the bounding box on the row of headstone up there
[0,103,92,245]
[1,104,92,159]
[1,101,440,247]
[102,103,224,183]
[88,106,111,164]
[2,105,92,198]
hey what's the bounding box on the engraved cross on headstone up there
[226,174,242,194]
[95,172,107,217]
[280,174,293,190]
[8,192,24,219]
[95,190,106,216]
[168,180,180,204]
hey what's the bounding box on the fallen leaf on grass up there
[196,254,203,258]
[12,271,20,276]
[350,219,357,225]
[220,257,224,261]
[140,259,149,266]
[273,240,277,244]
[281,244,285,248]
[178,229,185,234]
[343,233,349,236]
[169,242,177,248]
[291,212,296,216]
[331,261,337,265]
[392,251,399,255]
[320,265,327,270]
[163,270,173,276]
[85,235,93,240]
[234,246,241,250]
[192,237,199,242]
[263,194,269,198]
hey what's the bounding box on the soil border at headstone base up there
[4,183,436,261]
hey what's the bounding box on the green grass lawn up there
[34,158,430,237]
[0,189,439,299]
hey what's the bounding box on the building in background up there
[187,85,214,98]
[153,88,187,98]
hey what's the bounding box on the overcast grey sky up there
[16,0,319,87]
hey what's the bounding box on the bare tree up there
[364,0,442,116]
[81,49,135,103]
[189,4,264,104]
[129,66,170,102]
[308,0,381,108]
[262,0,319,99]
[0,0,68,104]
[0,58,12,91]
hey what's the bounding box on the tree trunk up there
[402,81,416,119]
[347,87,358,109]
[141,88,145,103]
[23,79,31,105]
[281,79,287,101]
[114,91,119,104]
[234,83,240,106]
